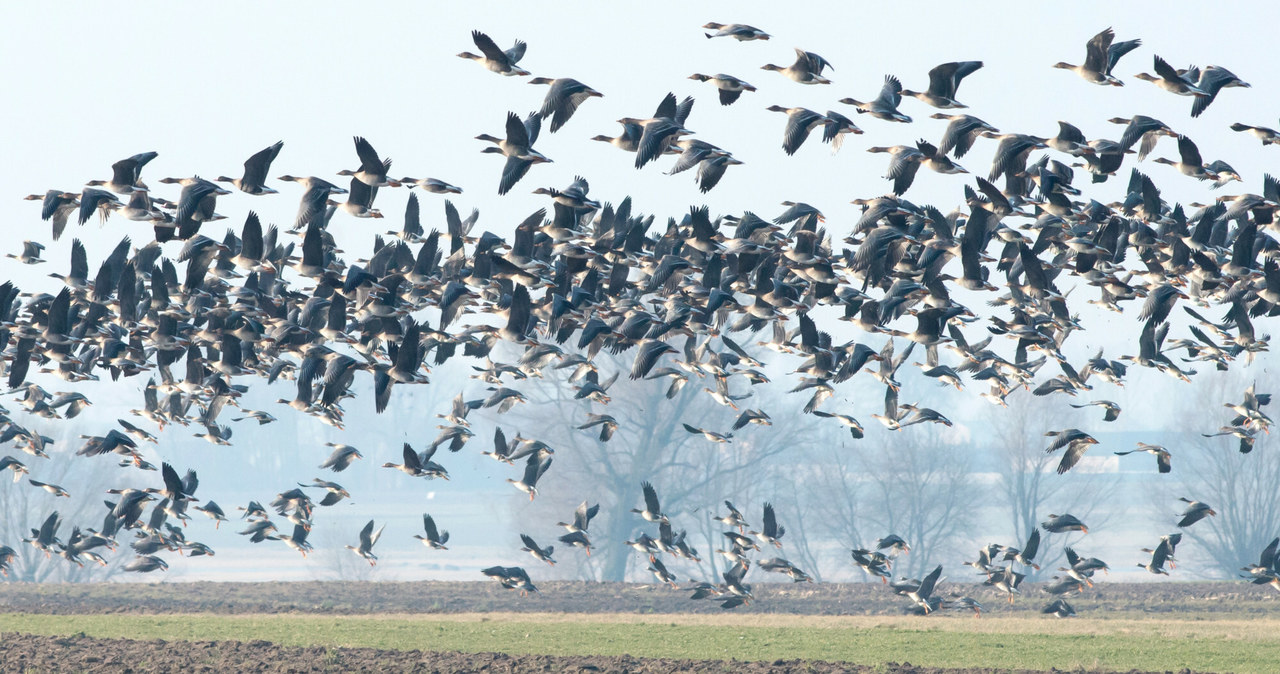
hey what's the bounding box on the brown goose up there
[1176,497,1216,527]
[1052,27,1141,86]
[414,514,449,550]
[345,519,384,566]
[703,22,770,41]
[761,49,833,85]
[901,61,983,108]
[1114,443,1171,473]
[631,481,669,524]
[1043,429,1099,474]
[458,30,529,76]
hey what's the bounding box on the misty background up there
[1,2,1279,584]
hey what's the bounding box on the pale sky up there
[2,1,1279,582]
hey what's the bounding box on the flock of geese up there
[3,22,1280,615]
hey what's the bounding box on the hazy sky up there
[3,2,1280,582]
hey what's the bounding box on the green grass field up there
[2,612,1276,673]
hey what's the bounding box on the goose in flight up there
[1153,136,1218,181]
[531,175,600,210]
[482,566,538,595]
[1065,546,1110,580]
[1108,115,1177,160]
[1006,529,1040,570]
[278,523,313,558]
[478,111,551,195]
[576,413,617,442]
[528,77,603,132]
[520,534,556,566]
[932,113,998,158]
[1052,27,1141,86]
[840,75,912,122]
[382,442,448,480]
[1225,382,1272,432]
[28,479,70,498]
[703,22,770,41]
[1043,428,1099,474]
[689,73,757,106]
[458,30,529,76]
[759,557,813,583]
[1176,497,1216,528]
[1042,598,1077,618]
[811,410,865,439]
[1190,65,1250,118]
[1138,537,1173,575]
[648,556,679,587]
[632,93,695,169]
[414,514,449,550]
[320,444,362,472]
[507,451,552,500]
[1241,537,1278,583]
[124,555,169,573]
[193,501,227,528]
[25,190,79,241]
[1042,513,1088,534]
[0,545,16,577]
[683,422,733,443]
[821,111,863,151]
[86,151,158,194]
[7,240,46,265]
[1134,55,1209,97]
[335,176,383,219]
[631,481,669,524]
[0,456,29,482]
[877,534,910,555]
[716,501,749,532]
[901,61,983,108]
[908,564,944,613]
[557,501,599,534]
[399,177,462,194]
[1069,400,1121,422]
[345,519,385,566]
[1114,443,1171,473]
[76,188,122,226]
[761,49,833,85]
[1230,121,1279,146]
[217,141,283,195]
[866,139,966,195]
[766,106,828,156]
[338,136,398,188]
[750,502,786,549]
[277,175,346,230]
[851,548,892,583]
[988,566,1024,604]
[559,530,592,556]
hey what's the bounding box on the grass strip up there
[1,612,1275,673]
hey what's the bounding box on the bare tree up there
[760,466,828,582]
[986,391,1114,580]
[797,443,870,581]
[677,415,832,584]
[1163,370,1280,577]
[307,525,389,582]
[506,347,822,583]
[0,423,129,583]
[855,425,980,579]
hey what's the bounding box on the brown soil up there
[0,579,1274,616]
[0,583,1263,673]
[0,632,1202,673]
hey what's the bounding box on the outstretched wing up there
[1022,529,1040,560]
[643,481,661,514]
